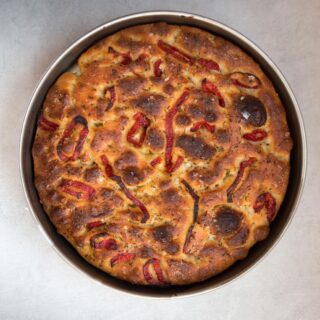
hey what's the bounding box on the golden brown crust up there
[32,23,292,286]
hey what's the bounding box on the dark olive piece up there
[236,95,267,127]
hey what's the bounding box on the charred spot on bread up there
[152,225,174,243]
[145,127,164,150]
[175,114,191,126]
[84,166,102,183]
[133,93,166,116]
[213,206,243,235]
[114,150,138,170]
[118,76,147,96]
[122,166,145,185]
[160,188,183,207]
[176,134,215,160]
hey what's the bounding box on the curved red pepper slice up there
[38,113,59,132]
[135,53,148,62]
[158,40,194,65]
[100,155,114,178]
[243,129,267,141]
[121,54,132,65]
[108,46,132,65]
[57,115,88,161]
[254,192,276,222]
[101,155,150,223]
[202,78,225,107]
[191,121,215,133]
[230,72,261,89]
[154,59,163,77]
[111,253,136,267]
[60,179,95,200]
[87,220,104,229]
[127,112,150,147]
[143,258,167,285]
[104,86,116,111]
[168,155,184,173]
[183,226,194,254]
[90,233,118,250]
[182,180,200,253]
[165,90,190,173]
[108,47,147,66]
[198,58,220,71]
[150,156,161,167]
[227,157,256,202]
[254,193,267,212]
[157,40,222,72]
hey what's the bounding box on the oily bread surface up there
[32,23,292,285]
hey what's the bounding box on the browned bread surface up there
[32,23,292,286]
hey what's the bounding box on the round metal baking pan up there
[20,11,306,298]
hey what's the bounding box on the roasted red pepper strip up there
[157,40,222,72]
[108,47,147,66]
[168,155,184,173]
[108,46,132,65]
[127,112,150,147]
[243,129,267,141]
[121,54,132,65]
[165,90,190,173]
[101,155,150,223]
[158,40,194,65]
[150,156,162,167]
[38,113,59,132]
[100,155,114,177]
[154,59,163,77]
[135,53,148,62]
[87,220,104,229]
[230,72,261,89]
[111,253,136,267]
[254,194,266,213]
[60,179,96,200]
[57,115,88,161]
[197,58,220,71]
[227,157,256,202]
[182,180,200,253]
[183,226,194,254]
[143,258,167,285]
[104,86,116,111]
[191,121,215,133]
[254,192,276,222]
[202,78,225,107]
[90,233,118,250]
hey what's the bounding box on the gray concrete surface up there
[0,0,319,319]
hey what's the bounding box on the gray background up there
[0,0,319,319]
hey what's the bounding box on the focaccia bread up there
[32,23,292,286]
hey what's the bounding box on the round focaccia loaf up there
[32,23,292,286]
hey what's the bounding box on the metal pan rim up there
[19,10,307,299]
